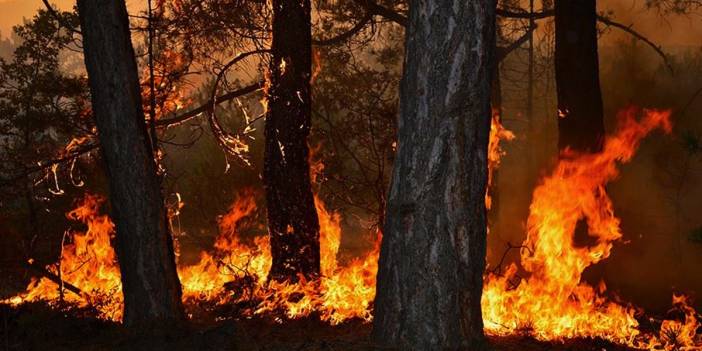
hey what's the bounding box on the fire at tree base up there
[4,108,701,350]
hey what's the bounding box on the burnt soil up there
[0,302,637,351]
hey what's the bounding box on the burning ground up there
[2,111,701,350]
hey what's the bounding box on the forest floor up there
[0,302,636,351]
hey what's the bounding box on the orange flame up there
[9,194,123,321]
[178,188,377,324]
[9,188,376,324]
[140,49,189,120]
[482,108,701,349]
[486,110,516,210]
[6,107,702,350]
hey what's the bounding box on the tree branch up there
[495,7,673,74]
[24,261,86,299]
[41,0,82,36]
[156,81,264,127]
[496,8,554,19]
[206,50,269,160]
[0,144,98,189]
[597,15,674,74]
[312,12,374,46]
[354,0,407,27]
[497,23,538,62]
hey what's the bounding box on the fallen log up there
[23,261,85,299]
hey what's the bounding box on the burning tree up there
[372,0,495,348]
[76,0,184,327]
[264,0,322,282]
[4,0,702,350]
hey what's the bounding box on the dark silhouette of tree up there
[555,0,604,152]
[372,0,495,348]
[0,10,91,271]
[76,0,184,327]
[264,0,321,281]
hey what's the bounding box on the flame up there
[644,295,702,350]
[311,48,322,84]
[180,189,377,324]
[140,49,190,120]
[6,106,702,350]
[486,110,515,210]
[10,194,123,321]
[9,187,376,324]
[482,108,701,349]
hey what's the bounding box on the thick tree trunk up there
[77,0,184,327]
[264,0,321,281]
[555,0,605,152]
[372,1,495,349]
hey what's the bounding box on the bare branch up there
[41,0,82,36]
[312,12,373,46]
[496,8,555,19]
[24,260,86,299]
[354,0,407,27]
[597,15,674,74]
[207,50,269,159]
[156,81,264,127]
[0,143,98,189]
[497,23,538,62]
[495,7,674,74]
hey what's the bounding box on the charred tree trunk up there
[489,54,502,224]
[491,59,502,114]
[372,0,495,349]
[264,0,321,282]
[77,0,184,327]
[555,0,605,152]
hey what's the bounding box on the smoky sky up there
[2,0,702,46]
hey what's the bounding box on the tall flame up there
[482,108,701,349]
[12,194,123,321]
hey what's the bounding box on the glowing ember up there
[140,49,189,119]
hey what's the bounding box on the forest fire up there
[6,116,512,326]
[482,108,702,349]
[7,190,378,325]
[179,191,378,324]
[8,194,123,321]
[9,110,701,350]
[4,0,702,349]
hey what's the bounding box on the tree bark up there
[76,0,184,327]
[264,0,321,281]
[372,1,495,349]
[555,0,605,152]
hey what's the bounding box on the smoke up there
[599,0,702,48]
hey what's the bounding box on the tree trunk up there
[372,1,495,349]
[264,0,321,281]
[555,0,605,153]
[76,0,184,327]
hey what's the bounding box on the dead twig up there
[597,14,675,75]
[488,241,528,277]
